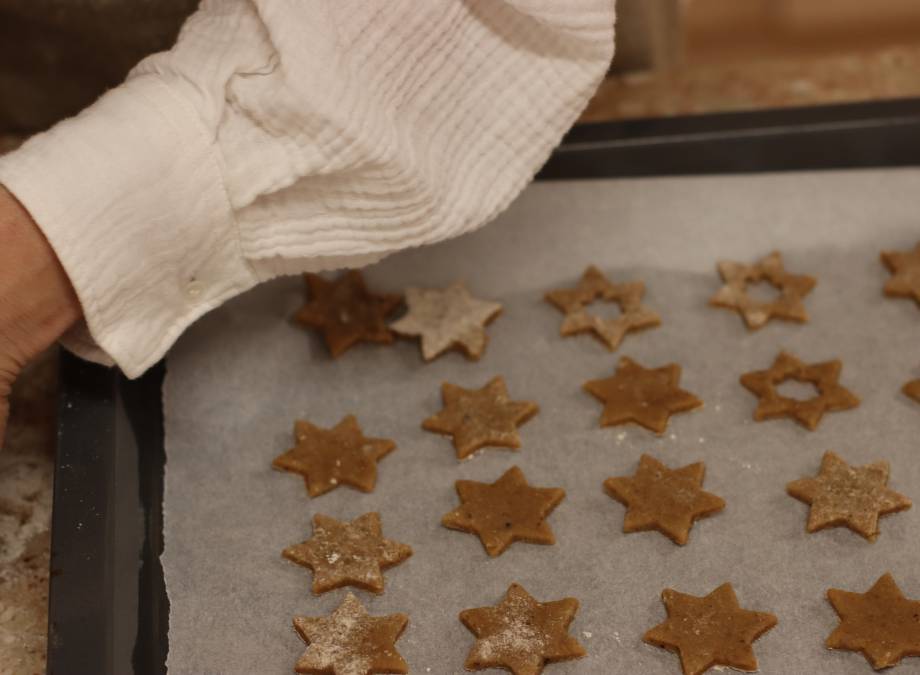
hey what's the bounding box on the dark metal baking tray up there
[49,97,920,674]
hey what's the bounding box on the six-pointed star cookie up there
[740,351,860,430]
[422,376,539,460]
[390,282,502,360]
[787,451,911,541]
[584,356,702,434]
[644,583,777,675]
[545,265,660,350]
[460,583,585,675]
[283,512,412,594]
[709,251,816,329]
[272,415,396,497]
[904,378,920,405]
[293,592,408,675]
[604,454,725,545]
[441,466,565,557]
[294,271,401,357]
[826,573,920,670]
[881,242,920,306]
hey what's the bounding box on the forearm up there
[0,186,81,379]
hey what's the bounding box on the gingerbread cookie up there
[881,242,920,307]
[283,512,412,594]
[294,271,401,357]
[740,351,859,430]
[787,451,911,541]
[390,282,502,360]
[709,251,815,329]
[545,265,660,350]
[292,592,408,674]
[422,376,538,460]
[584,356,702,434]
[441,466,564,557]
[903,379,920,405]
[460,583,585,675]
[826,573,920,670]
[272,415,395,497]
[644,583,777,675]
[604,454,725,545]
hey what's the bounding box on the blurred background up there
[2,0,920,673]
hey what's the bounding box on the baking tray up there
[49,97,920,674]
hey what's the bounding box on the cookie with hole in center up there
[740,351,859,430]
[710,251,815,329]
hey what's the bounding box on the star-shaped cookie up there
[460,583,585,675]
[293,592,408,675]
[583,356,702,434]
[644,583,777,675]
[390,282,502,360]
[272,415,396,497]
[422,376,539,460]
[740,351,859,430]
[294,271,401,357]
[787,451,911,541]
[826,573,920,670]
[441,466,565,557]
[604,454,725,545]
[709,251,816,329]
[881,242,920,306]
[282,512,412,594]
[545,265,660,350]
[904,379,920,405]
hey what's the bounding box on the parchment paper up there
[163,169,920,674]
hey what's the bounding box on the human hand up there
[0,186,81,446]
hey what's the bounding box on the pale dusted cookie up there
[460,583,585,675]
[272,415,395,497]
[709,251,815,329]
[293,592,408,674]
[787,451,911,541]
[283,512,412,594]
[441,466,564,557]
[422,376,538,460]
[881,242,920,307]
[604,454,725,546]
[827,573,920,670]
[390,282,501,360]
[583,356,702,434]
[644,583,777,675]
[740,351,859,430]
[294,271,401,358]
[545,265,660,350]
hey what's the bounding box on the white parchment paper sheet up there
[164,169,920,674]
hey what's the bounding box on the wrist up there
[0,185,81,372]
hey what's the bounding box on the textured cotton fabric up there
[0,0,615,377]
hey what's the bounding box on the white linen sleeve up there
[0,0,615,377]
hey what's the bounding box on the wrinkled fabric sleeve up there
[0,0,615,377]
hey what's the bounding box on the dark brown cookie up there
[294,271,401,357]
